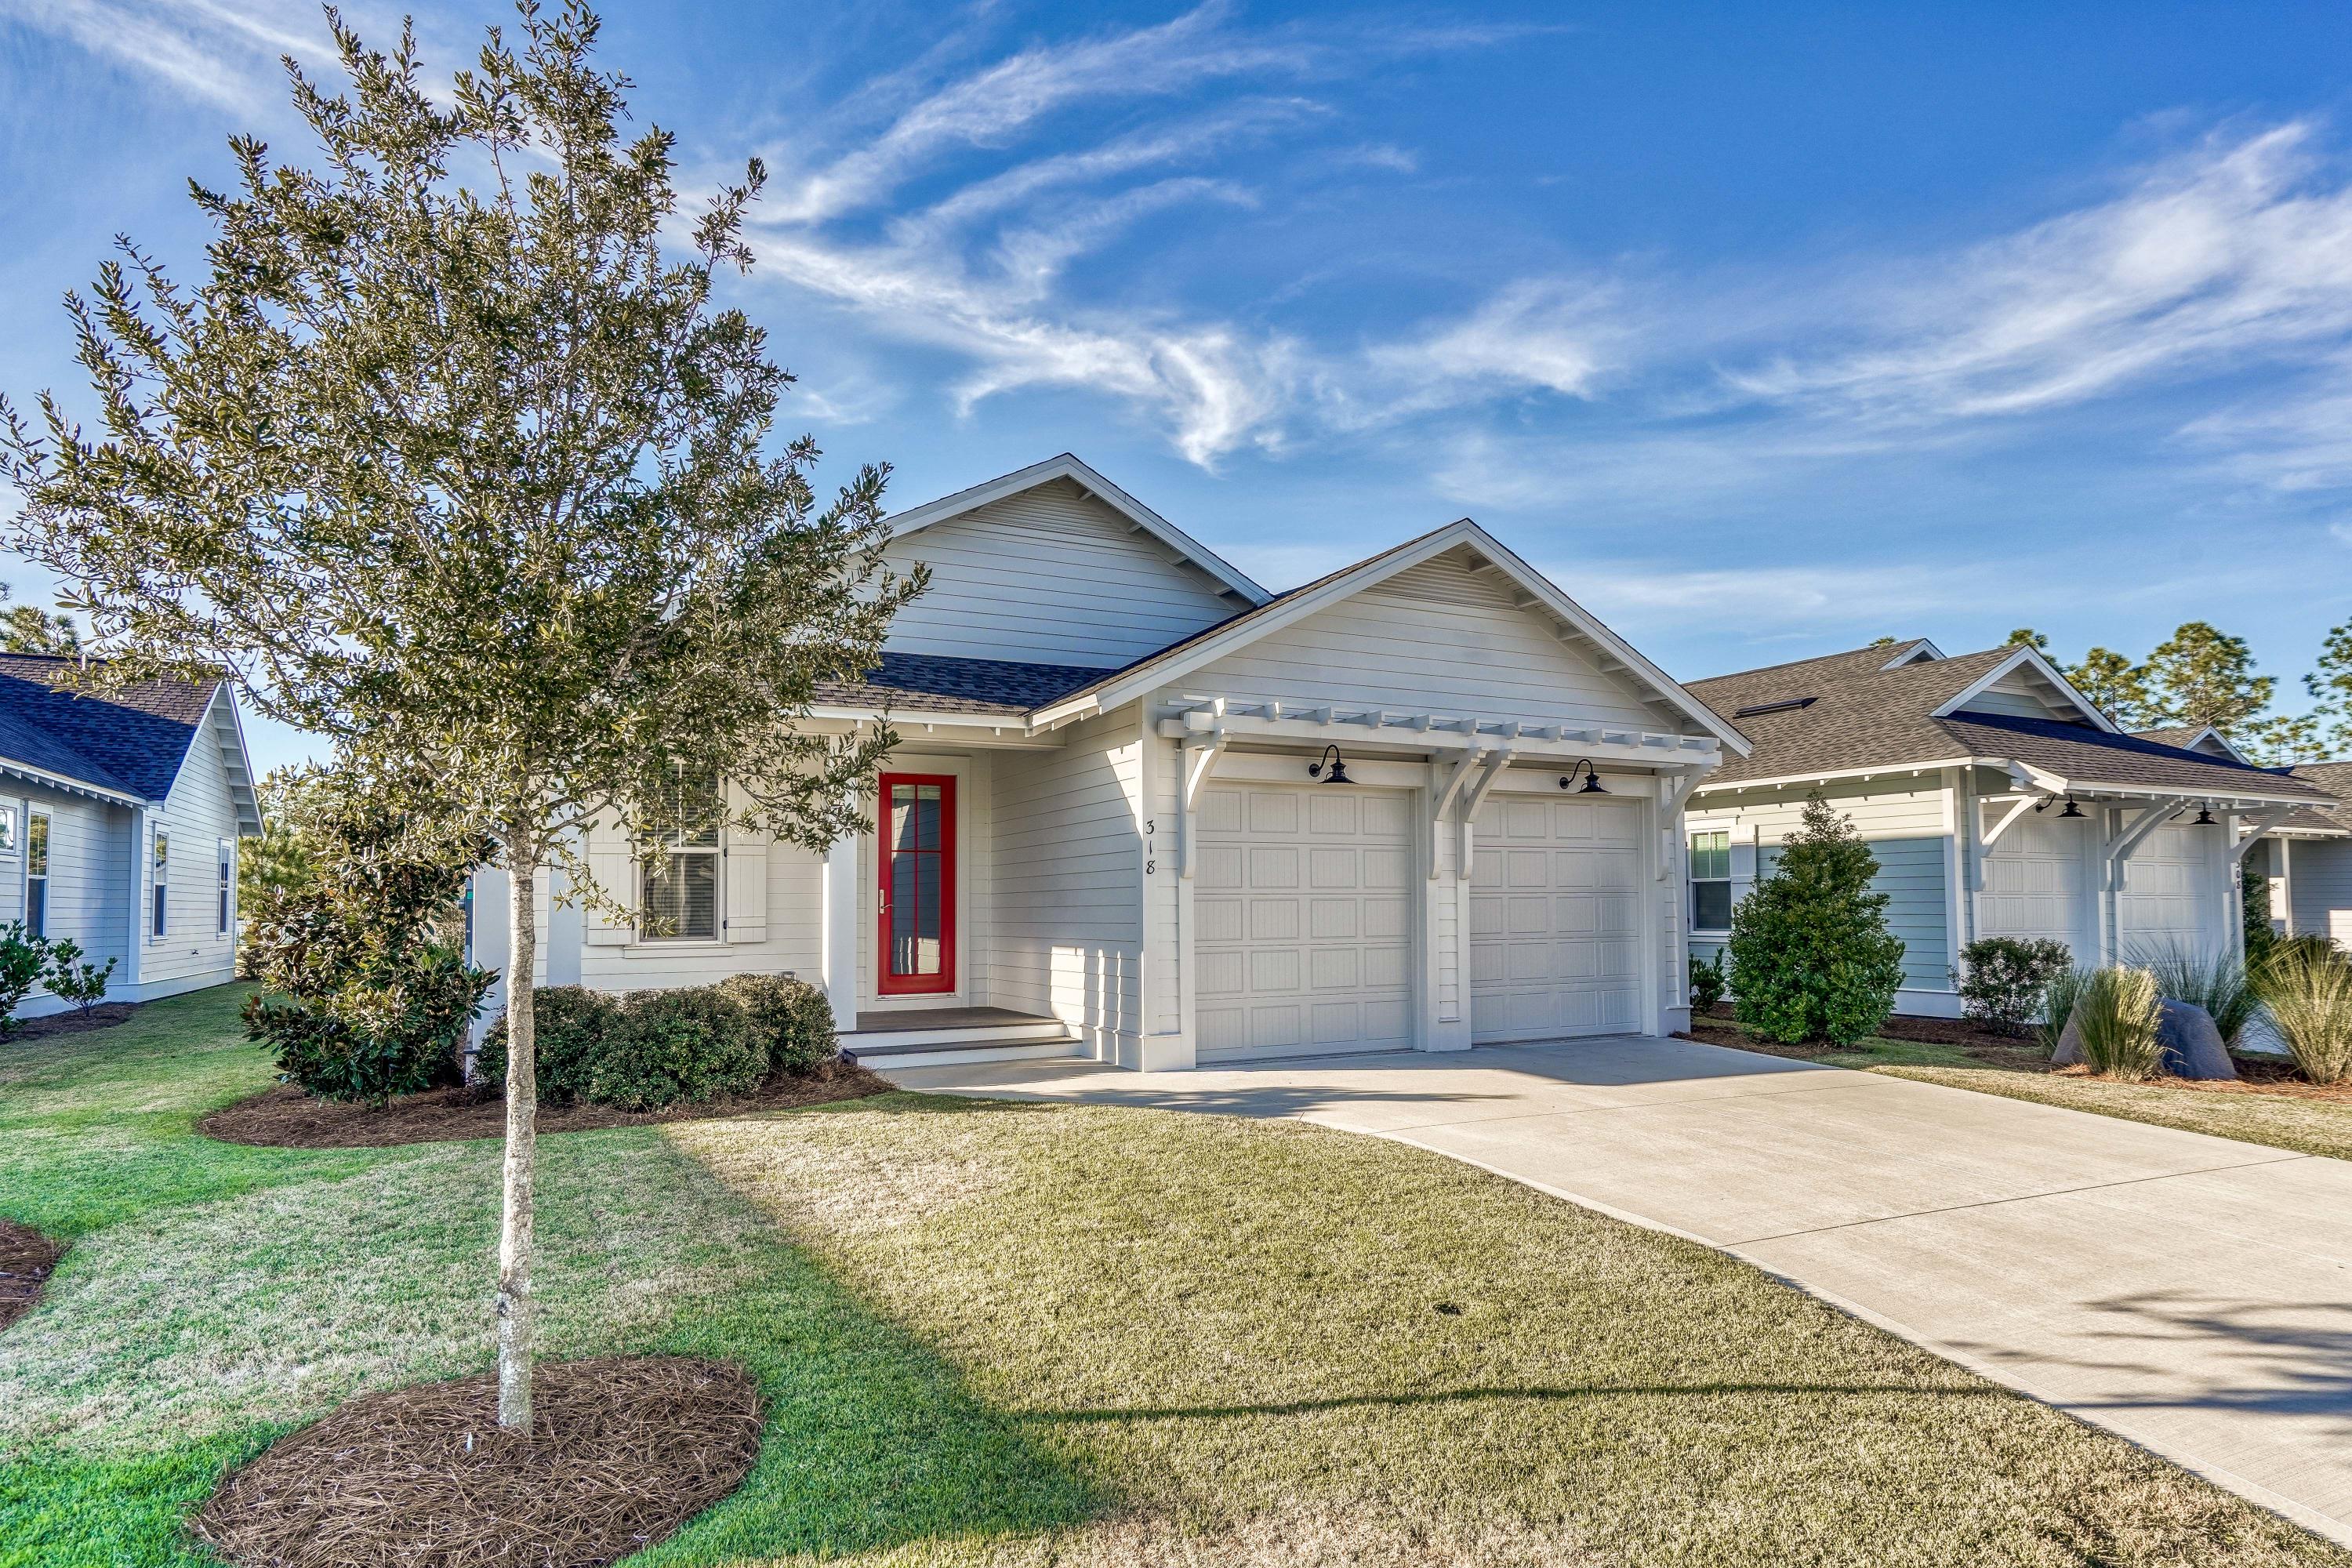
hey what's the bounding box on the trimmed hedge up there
[479,974,837,1109]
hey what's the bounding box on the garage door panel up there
[1471,795,1643,1044]
[1197,950,1244,997]
[1199,787,1244,834]
[1198,781,1416,1062]
[1197,845,1244,890]
[1196,896,1245,941]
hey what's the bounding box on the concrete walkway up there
[884,1036,2352,1546]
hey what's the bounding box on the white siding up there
[1190,551,1680,731]
[1686,779,1955,995]
[2285,838,2352,947]
[142,700,245,995]
[882,478,1240,667]
[568,804,829,996]
[988,710,1143,1061]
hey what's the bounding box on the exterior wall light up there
[2057,797,2085,818]
[1560,759,1606,793]
[2193,807,2218,826]
[1308,744,1352,785]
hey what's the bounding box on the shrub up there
[2242,866,2276,967]
[2136,942,2258,1047]
[585,987,765,1111]
[0,921,53,1035]
[239,770,495,1105]
[476,985,623,1105]
[1687,950,1726,1013]
[2071,966,2163,1080]
[45,939,117,1018]
[717,972,838,1073]
[1726,794,1906,1046]
[1954,937,2071,1036]
[2039,966,2092,1057]
[2254,942,2352,1085]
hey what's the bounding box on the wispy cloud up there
[1722,123,2352,426]
[11,0,315,109]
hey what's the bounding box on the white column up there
[819,828,859,1032]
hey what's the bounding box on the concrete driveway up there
[884,1035,2352,1547]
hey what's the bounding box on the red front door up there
[877,773,956,996]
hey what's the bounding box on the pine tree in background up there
[1727,793,1907,1046]
[2307,619,2352,760]
[0,586,79,655]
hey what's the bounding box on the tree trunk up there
[496,826,539,1430]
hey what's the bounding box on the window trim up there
[25,810,48,941]
[217,837,234,935]
[152,829,169,940]
[636,770,724,944]
[1689,826,1733,935]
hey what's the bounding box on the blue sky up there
[7,1,2352,774]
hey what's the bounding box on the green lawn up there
[4,987,2347,1566]
[1708,1022,2352,1162]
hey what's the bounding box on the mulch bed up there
[1681,1004,2352,1102]
[2,1000,140,1043]
[0,1218,65,1333]
[194,1356,763,1568]
[199,1060,891,1149]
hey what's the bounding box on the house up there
[1679,640,2336,1017]
[0,654,263,1015]
[2253,760,2352,949]
[468,454,1747,1069]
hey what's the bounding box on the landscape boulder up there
[2050,998,2237,1080]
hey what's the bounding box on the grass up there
[3,987,2348,1565]
[1704,1019,2352,1162]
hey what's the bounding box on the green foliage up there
[2136,942,2259,1047]
[2039,966,2092,1057]
[2307,619,2352,760]
[2042,621,2325,764]
[476,985,622,1105]
[586,988,765,1111]
[2071,967,2164,1080]
[1726,795,1906,1045]
[238,771,494,1104]
[1954,937,2072,1037]
[2005,628,2051,651]
[1686,950,1726,1013]
[0,583,78,655]
[0,920,53,1035]
[2253,941,2352,1086]
[43,939,116,1018]
[2243,866,2277,967]
[236,768,328,912]
[716,971,838,1073]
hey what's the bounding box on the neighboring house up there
[2253,760,2352,949]
[0,654,263,1016]
[1679,640,2336,1018]
[470,453,1747,1069]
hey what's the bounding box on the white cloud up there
[1722,123,2352,426]
[11,0,314,108]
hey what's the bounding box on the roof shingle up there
[811,652,1105,717]
[0,655,220,800]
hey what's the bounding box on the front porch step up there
[840,1006,1087,1069]
[844,1034,1088,1070]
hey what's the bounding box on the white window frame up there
[152,829,169,940]
[637,771,724,944]
[1689,826,1734,935]
[217,837,234,935]
[25,810,49,940]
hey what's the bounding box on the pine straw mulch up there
[194,1356,763,1568]
[0,1218,65,1333]
[2,1000,140,1043]
[199,1060,891,1149]
[1680,1005,2352,1102]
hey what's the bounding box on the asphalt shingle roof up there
[2285,761,2352,833]
[811,652,1106,717]
[0,655,218,800]
[1686,643,2333,804]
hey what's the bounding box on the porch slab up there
[846,1006,1058,1035]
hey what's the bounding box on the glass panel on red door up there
[880,775,954,993]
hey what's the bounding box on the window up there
[640,771,720,941]
[1690,829,1733,932]
[25,812,48,939]
[0,806,16,854]
[218,839,234,935]
[152,831,169,938]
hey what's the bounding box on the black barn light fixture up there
[1308,744,1352,786]
[2057,796,2085,818]
[1560,759,1607,794]
[2193,806,2219,826]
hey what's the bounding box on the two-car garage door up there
[1195,779,1645,1061]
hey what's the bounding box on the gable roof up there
[2132,724,2251,763]
[0,655,231,805]
[2285,761,2352,835]
[884,454,1271,608]
[1688,641,2331,805]
[1023,518,1751,753]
